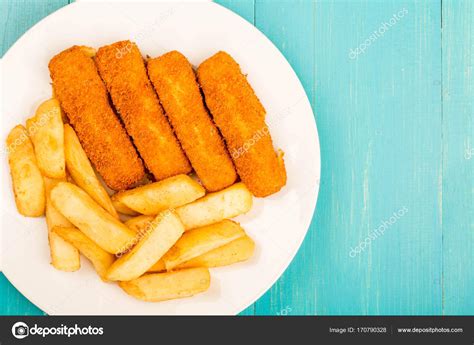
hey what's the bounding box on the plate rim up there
[1,0,321,315]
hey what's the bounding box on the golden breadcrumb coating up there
[49,46,145,191]
[95,41,191,181]
[197,51,286,197]
[147,51,237,192]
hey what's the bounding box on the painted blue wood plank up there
[0,273,44,315]
[441,0,474,315]
[0,0,68,56]
[255,0,443,315]
[215,0,255,25]
[314,0,443,315]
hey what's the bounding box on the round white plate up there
[0,1,320,315]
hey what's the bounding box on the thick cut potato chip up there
[178,235,255,269]
[125,215,155,233]
[64,124,118,218]
[50,182,136,254]
[54,226,115,280]
[6,125,45,216]
[147,259,166,273]
[111,174,205,215]
[162,220,246,270]
[120,268,210,302]
[44,177,80,271]
[106,210,184,281]
[26,99,66,179]
[176,182,252,230]
[112,199,139,216]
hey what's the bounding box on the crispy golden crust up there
[147,51,237,192]
[48,46,145,191]
[197,51,286,197]
[95,41,191,181]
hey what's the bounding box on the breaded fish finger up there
[95,41,191,181]
[147,51,237,192]
[197,51,286,197]
[49,46,145,191]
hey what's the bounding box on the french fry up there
[148,259,166,273]
[178,235,255,269]
[106,210,184,281]
[147,236,255,272]
[53,226,115,280]
[125,215,155,233]
[6,125,45,216]
[112,199,139,216]
[162,220,246,270]
[50,182,136,254]
[111,174,205,215]
[44,178,72,227]
[176,182,253,230]
[120,268,210,302]
[64,124,118,218]
[44,177,80,271]
[26,99,66,179]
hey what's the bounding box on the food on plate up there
[53,226,115,280]
[147,259,166,273]
[162,220,246,270]
[147,228,254,273]
[44,177,80,271]
[106,210,184,281]
[6,42,292,304]
[111,174,205,215]
[64,124,118,218]
[125,215,155,233]
[147,51,237,191]
[197,51,287,197]
[6,125,45,216]
[175,182,252,230]
[95,41,191,180]
[120,267,210,302]
[49,45,145,190]
[26,99,66,179]
[50,182,136,254]
[112,199,139,216]
[178,235,255,269]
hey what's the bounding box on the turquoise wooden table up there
[1,0,473,316]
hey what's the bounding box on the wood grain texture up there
[312,0,443,315]
[0,0,473,316]
[0,0,69,56]
[215,0,255,24]
[441,0,474,315]
[253,0,443,315]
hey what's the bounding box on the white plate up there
[0,1,320,315]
